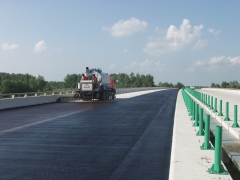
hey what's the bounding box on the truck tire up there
[74,93,80,98]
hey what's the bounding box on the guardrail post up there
[232,105,239,128]
[214,98,218,113]
[11,95,15,98]
[210,96,214,110]
[208,95,210,107]
[205,94,208,106]
[224,102,230,121]
[193,104,199,126]
[189,98,193,115]
[191,101,195,120]
[208,126,228,174]
[188,96,191,112]
[200,114,213,150]
[197,108,204,136]
[187,97,191,113]
[218,100,223,116]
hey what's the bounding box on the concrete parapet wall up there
[0,95,61,110]
[201,88,240,93]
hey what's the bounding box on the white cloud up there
[194,60,206,66]
[34,40,47,53]
[139,59,152,70]
[123,48,128,53]
[143,19,203,56]
[208,56,225,65]
[208,28,220,35]
[193,39,208,50]
[123,59,165,72]
[109,64,116,69]
[154,27,159,32]
[2,43,19,50]
[187,56,240,72]
[124,61,139,69]
[228,56,240,65]
[102,17,147,37]
[187,60,206,72]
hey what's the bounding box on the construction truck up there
[73,67,116,100]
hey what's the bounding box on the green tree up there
[109,72,154,88]
[215,84,221,88]
[175,82,184,89]
[158,82,163,87]
[221,81,229,88]
[211,83,216,87]
[36,75,46,91]
[143,74,154,87]
[1,79,14,93]
[228,80,239,88]
[163,82,170,87]
[169,83,174,88]
[43,82,53,91]
[134,73,142,87]
[63,74,81,89]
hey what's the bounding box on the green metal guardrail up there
[185,88,239,128]
[181,89,228,175]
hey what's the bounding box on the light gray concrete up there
[169,90,232,180]
[197,89,240,140]
[0,95,65,110]
[192,88,240,171]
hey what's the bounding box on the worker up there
[92,74,97,82]
[92,74,97,89]
[81,74,88,80]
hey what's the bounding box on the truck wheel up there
[103,92,107,101]
[74,93,80,98]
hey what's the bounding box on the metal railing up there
[0,91,74,99]
[0,87,168,99]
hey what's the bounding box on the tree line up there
[0,72,185,94]
[0,72,154,94]
[211,80,240,89]
[158,82,184,89]
[110,72,154,88]
[0,72,68,94]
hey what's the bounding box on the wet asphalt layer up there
[0,89,178,180]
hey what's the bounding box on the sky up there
[1,0,240,86]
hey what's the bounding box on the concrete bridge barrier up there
[0,92,74,110]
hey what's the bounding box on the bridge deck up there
[0,89,178,179]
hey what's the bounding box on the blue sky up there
[1,1,240,86]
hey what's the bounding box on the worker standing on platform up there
[81,74,88,80]
[92,74,97,89]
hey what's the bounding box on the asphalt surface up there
[0,89,178,180]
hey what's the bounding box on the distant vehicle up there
[190,85,195,89]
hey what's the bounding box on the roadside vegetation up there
[0,72,66,94]
[0,72,184,94]
[211,81,240,89]
[157,82,184,89]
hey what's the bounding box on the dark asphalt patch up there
[0,89,178,180]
